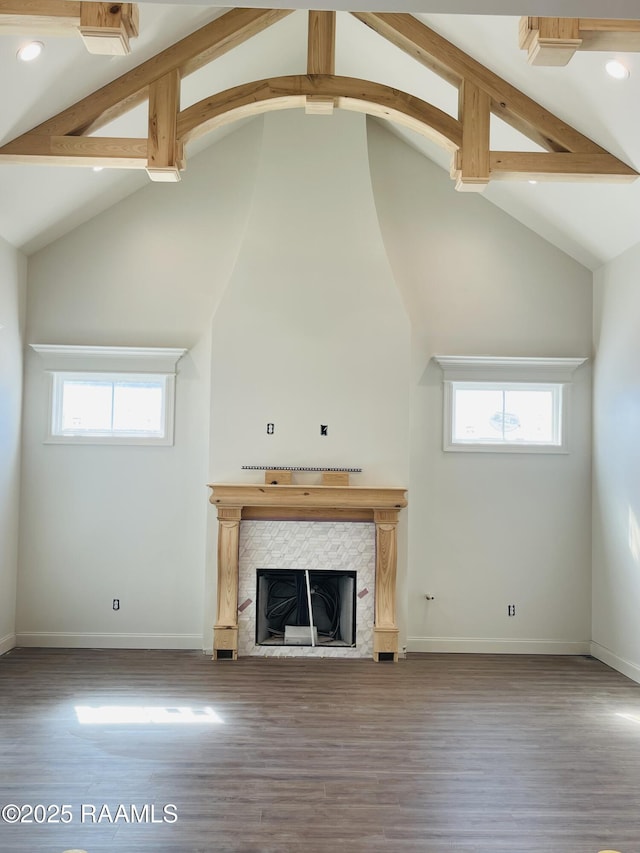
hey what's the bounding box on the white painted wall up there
[0,236,26,655]
[25,119,265,349]
[368,120,593,653]
[205,110,411,647]
[18,110,594,655]
[18,338,211,648]
[209,111,410,483]
[17,121,263,648]
[592,240,640,682]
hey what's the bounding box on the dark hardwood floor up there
[0,648,639,853]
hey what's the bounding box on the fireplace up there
[256,569,356,647]
[208,476,408,662]
[238,520,375,658]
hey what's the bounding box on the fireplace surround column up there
[373,508,400,662]
[213,506,242,659]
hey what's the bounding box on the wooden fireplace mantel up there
[208,482,408,662]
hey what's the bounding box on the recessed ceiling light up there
[605,59,630,80]
[17,41,43,62]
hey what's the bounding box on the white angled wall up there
[368,120,593,654]
[592,240,640,683]
[0,236,26,655]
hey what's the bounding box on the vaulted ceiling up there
[2,1,639,268]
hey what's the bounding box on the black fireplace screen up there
[256,569,356,646]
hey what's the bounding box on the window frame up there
[48,371,174,446]
[31,345,186,447]
[434,356,587,455]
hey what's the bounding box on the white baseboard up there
[407,636,591,655]
[15,632,203,650]
[0,632,16,656]
[591,642,640,685]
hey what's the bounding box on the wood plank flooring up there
[1,649,639,853]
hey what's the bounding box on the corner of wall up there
[0,237,26,652]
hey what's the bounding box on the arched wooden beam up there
[177,75,462,154]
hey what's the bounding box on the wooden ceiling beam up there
[0,1,80,34]
[490,151,638,181]
[352,11,637,186]
[453,80,491,191]
[352,12,594,154]
[0,7,292,178]
[0,2,139,54]
[307,11,335,74]
[79,3,138,56]
[0,135,147,168]
[13,8,293,140]
[0,9,636,187]
[519,17,581,66]
[521,17,640,66]
[147,69,181,182]
[177,75,463,152]
[306,10,336,114]
[580,18,640,49]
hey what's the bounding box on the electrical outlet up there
[507,604,516,616]
[113,599,120,611]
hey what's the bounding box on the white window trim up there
[47,371,175,446]
[31,345,187,447]
[30,344,187,374]
[433,355,587,455]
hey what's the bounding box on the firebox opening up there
[256,569,356,647]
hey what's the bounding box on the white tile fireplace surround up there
[207,480,408,661]
[238,521,375,658]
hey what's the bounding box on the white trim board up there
[16,632,204,650]
[0,633,16,656]
[30,345,187,373]
[591,642,640,686]
[408,637,591,654]
[432,355,587,382]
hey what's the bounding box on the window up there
[31,345,187,446]
[450,382,561,447]
[51,373,170,442]
[434,356,587,454]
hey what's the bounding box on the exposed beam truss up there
[353,12,637,189]
[306,10,336,114]
[177,75,462,151]
[0,8,636,190]
[0,2,139,55]
[520,16,640,66]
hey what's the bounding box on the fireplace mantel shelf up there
[208,483,407,511]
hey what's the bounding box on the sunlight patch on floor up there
[74,705,224,724]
